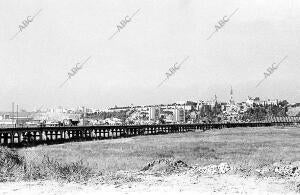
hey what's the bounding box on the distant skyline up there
[0,93,294,112]
[1,0,300,111]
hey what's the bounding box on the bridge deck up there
[0,120,299,147]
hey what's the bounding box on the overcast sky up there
[0,0,300,111]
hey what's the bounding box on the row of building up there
[0,88,291,127]
[106,94,285,124]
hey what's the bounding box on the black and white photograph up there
[0,0,300,194]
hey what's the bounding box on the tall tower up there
[214,94,218,104]
[230,86,234,105]
[12,102,15,127]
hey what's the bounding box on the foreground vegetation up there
[0,147,93,182]
[17,126,300,175]
[1,126,299,187]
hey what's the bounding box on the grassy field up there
[18,126,300,175]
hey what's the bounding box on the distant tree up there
[292,103,300,107]
[242,107,267,121]
[212,103,222,116]
[279,100,289,107]
[159,115,166,124]
[242,101,289,121]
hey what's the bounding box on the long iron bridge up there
[1,117,300,147]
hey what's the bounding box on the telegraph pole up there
[183,103,186,123]
[16,104,18,128]
[82,106,85,126]
[12,102,14,127]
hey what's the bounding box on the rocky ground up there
[1,159,300,195]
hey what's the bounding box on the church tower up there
[213,94,218,107]
[230,86,234,105]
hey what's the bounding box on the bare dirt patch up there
[141,158,190,175]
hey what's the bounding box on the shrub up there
[0,147,25,182]
[0,147,94,183]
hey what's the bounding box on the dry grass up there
[17,126,300,176]
[0,147,24,182]
[23,155,94,182]
[0,147,93,183]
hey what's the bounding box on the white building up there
[149,107,160,121]
[246,97,260,107]
[246,97,279,107]
[173,108,184,123]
